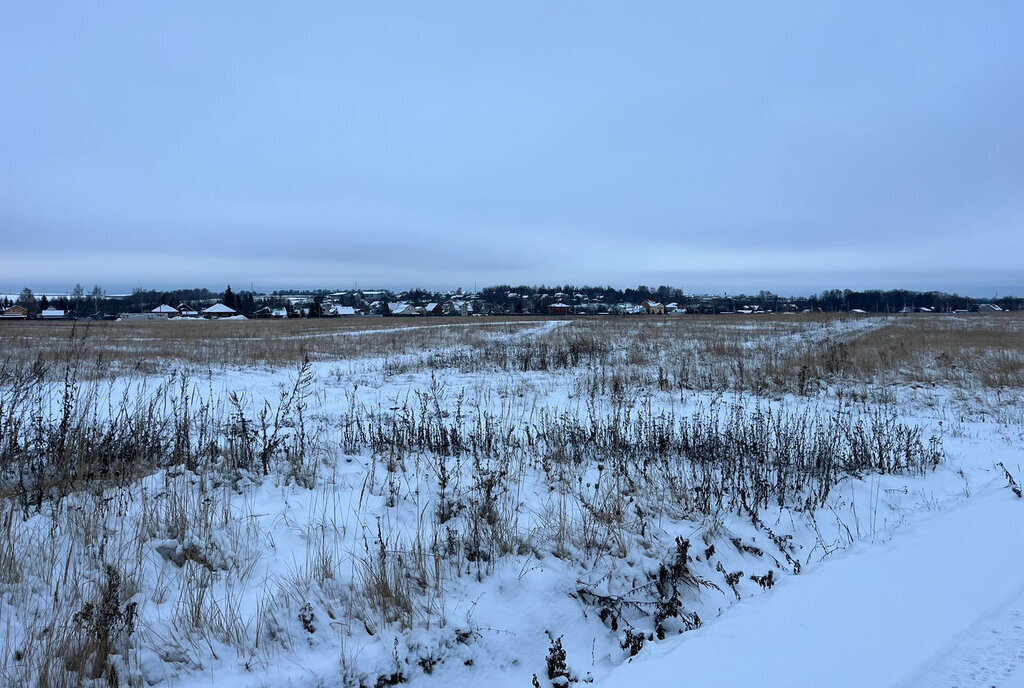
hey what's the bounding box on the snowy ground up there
[1,315,1022,687]
[601,477,1024,688]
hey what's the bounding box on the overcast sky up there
[2,2,1022,296]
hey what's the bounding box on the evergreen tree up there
[308,298,323,318]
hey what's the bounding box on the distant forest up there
[3,283,1021,318]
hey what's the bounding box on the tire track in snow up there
[597,490,1024,688]
[895,587,1024,688]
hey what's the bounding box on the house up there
[389,302,421,316]
[0,305,28,320]
[422,302,443,316]
[176,304,199,316]
[641,300,665,315]
[270,308,289,318]
[548,303,570,316]
[39,307,67,320]
[334,306,359,317]
[978,304,1004,313]
[202,303,237,318]
[446,300,473,316]
[252,306,273,318]
[150,304,179,318]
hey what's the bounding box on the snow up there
[2,315,1024,687]
[600,486,1024,688]
[202,302,236,314]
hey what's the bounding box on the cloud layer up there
[3,2,1022,295]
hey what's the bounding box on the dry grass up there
[0,317,555,376]
[3,312,1022,391]
[0,311,1020,686]
[834,315,1024,387]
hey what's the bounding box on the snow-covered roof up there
[40,308,65,318]
[335,306,358,316]
[203,303,237,314]
[151,304,178,313]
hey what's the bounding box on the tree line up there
[3,283,1020,318]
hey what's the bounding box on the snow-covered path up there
[600,486,1024,688]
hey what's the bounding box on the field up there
[1,313,1023,687]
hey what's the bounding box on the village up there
[0,285,1014,322]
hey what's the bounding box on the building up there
[0,305,28,320]
[548,303,570,316]
[202,303,237,318]
[641,300,665,315]
[388,303,420,316]
[150,304,179,318]
[446,300,474,316]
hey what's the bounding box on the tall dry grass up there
[1,311,1019,686]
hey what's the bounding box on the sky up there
[2,1,1023,297]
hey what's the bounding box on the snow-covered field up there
[1,314,1022,687]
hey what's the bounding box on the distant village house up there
[202,303,237,319]
[150,304,179,318]
[641,300,665,315]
